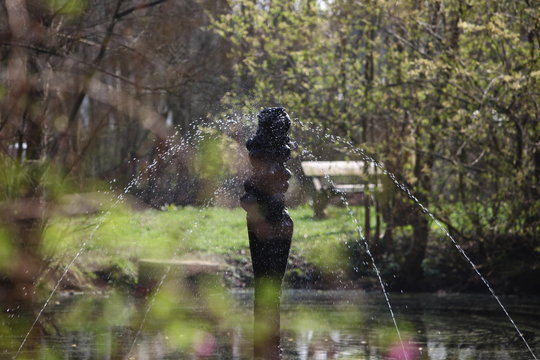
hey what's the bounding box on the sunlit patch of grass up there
[41,204,380,288]
[45,205,373,256]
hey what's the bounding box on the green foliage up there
[0,155,70,202]
[283,302,363,333]
[47,0,87,16]
[212,0,540,247]
[194,128,239,181]
[193,127,242,202]
[0,226,15,272]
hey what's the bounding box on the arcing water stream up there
[300,150,409,360]
[123,176,243,359]
[13,123,216,359]
[295,119,538,360]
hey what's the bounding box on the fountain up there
[240,107,294,359]
[4,110,539,360]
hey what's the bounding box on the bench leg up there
[313,191,330,219]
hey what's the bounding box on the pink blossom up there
[192,331,217,358]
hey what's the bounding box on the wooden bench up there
[301,161,380,218]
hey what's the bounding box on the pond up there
[3,290,539,359]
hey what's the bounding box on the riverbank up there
[40,205,540,296]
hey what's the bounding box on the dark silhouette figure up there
[240,107,294,359]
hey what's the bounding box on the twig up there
[50,0,125,158]
[114,0,170,19]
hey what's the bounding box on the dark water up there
[2,290,539,359]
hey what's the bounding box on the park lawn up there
[42,205,370,276]
[38,203,463,291]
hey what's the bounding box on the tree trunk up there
[401,116,435,289]
[402,215,429,289]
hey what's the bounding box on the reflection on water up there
[2,289,539,359]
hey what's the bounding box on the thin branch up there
[115,0,170,20]
[403,145,486,173]
[0,41,182,92]
[431,212,474,242]
[64,108,112,177]
[50,0,125,158]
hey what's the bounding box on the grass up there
[40,203,459,291]
[41,205,371,275]
[29,201,539,295]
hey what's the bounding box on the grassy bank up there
[42,205,380,290]
[45,205,364,259]
[39,203,538,294]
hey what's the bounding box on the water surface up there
[3,290,539,359]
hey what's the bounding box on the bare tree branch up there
[51,0,125,158]
[115,0,170,20]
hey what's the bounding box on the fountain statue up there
[240,107,294,359]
